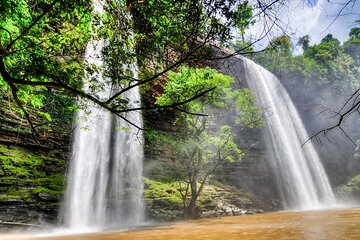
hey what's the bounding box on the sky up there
[246,0,360,53]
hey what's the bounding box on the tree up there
[234,2,255,42]
[298,35,311,51]
[156,66,263,218]
[0,0,263,137]
[0,0,93,135]
[269,35,292,53]
[349,27,360,40]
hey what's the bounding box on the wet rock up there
[201,210,217,218]
[240,210,247,215]
[232,207,240,215]
[225,206,232,215]
[37,193,57,201]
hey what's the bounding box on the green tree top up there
[156,66,263,129]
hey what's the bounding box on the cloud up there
[292,0,359,41]
[246,0,359,52]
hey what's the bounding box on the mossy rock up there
[0,144,65,203]
[143,178,183,207]
[144,177,255,220]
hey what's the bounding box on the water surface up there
[3,208,360,240]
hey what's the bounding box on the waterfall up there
[217,55,336,210]
[60,38,144,230]
[241,58,336,210]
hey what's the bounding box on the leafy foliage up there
[156,66,263,128]
[0,0,260,135]
[0,0,92,134]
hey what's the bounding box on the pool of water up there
[2,208,360,240]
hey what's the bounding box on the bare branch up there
[321,0,356,34]
[306,88,360,146]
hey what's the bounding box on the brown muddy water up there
[2,208,360,240]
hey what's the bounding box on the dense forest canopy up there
[0,0,358,139]
[0,0,259,133]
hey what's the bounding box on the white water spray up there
[60,38,144,230]
[241,58,336,209]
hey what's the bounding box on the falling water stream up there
[60,37,144,230]
[240,57,336,209]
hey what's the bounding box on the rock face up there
[0,144,67,227]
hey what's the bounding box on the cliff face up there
[0,144,66,224]
[0,102,271,227]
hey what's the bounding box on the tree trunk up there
[184,177,201,219]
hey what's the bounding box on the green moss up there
[0,189,31,201]
[33,186,61,198]
[0,194,22,201]
[197,184,252,209]
[0,144,65,202]
[143,178,183,206]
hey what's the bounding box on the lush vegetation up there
[253,31,360,90]
[0,0,259,135]
[0,0,265,222]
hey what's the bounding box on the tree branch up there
[306,88,360,146]
[7,82,39,138]
[0,27,12,47]
[114,87,215,112]
[321,0,356,34]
